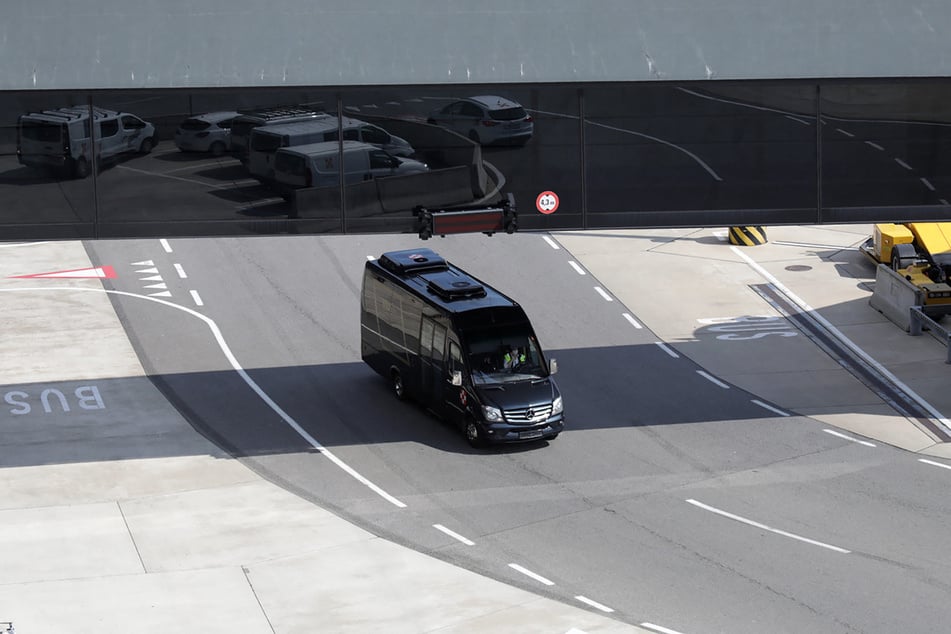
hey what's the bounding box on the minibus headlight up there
[482,405,503,422]
[552,396,563,415]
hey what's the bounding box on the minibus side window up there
[432,324,447,361]
[448,341,464,376]
[420,318,434,357]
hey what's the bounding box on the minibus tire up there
[465,420,485,448]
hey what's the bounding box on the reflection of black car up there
[427,95,534,146]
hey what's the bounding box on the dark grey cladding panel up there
[3,0,951,90]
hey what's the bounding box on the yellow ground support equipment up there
[860,222,951,318]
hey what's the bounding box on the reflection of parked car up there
[248,117,416,182]
[272,140,428,197]
[17,106,156,178]
[427,95,534,146]
[174,111,239,156]
[229,106,328,164]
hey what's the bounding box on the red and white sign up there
[10,265,116,279]
[536,191,559,214]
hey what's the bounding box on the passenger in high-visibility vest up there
[504,347,526,370]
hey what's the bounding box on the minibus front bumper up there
[481,415,564,444]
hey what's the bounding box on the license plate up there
[520,430,544,440]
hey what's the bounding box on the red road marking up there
[9,265,117,279]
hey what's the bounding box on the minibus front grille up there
[504,404,553,424]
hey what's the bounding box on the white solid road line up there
[641,623,687,634]
[686,499,851,554]
[823,429,876,447]
[0,286,408,509]
[622,312,643,329]
[594,286,613,301]
[752,399,790,416]
[696,370,730,389]
[654,342,680,358]
[731,245,951,430]
[508,563,555,586]
[919,458,951,471]
[574,596,614,613]
[432,524,475,546]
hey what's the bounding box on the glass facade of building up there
[1,80,949,240]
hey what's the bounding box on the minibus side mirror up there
[450,370,463,386]
[549,359,558,375]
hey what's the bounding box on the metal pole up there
[88,95,100,239]
[815,82,823,224]
[337,93,346,234]
[578,87,587,229]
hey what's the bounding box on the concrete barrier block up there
[869,264,923,331]
[344,181,383,218]
[293,186,340,219]
[377,166,473,212]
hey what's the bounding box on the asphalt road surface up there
[81,231,951,633]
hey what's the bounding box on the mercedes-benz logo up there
[526,409,534,418]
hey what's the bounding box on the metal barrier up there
[909,306,951,364]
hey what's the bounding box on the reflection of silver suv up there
[427,95,534,146]
[17,106,156,178]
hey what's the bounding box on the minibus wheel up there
[465,420,484,448]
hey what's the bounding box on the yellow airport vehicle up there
[860,222,951,317]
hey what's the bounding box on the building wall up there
[3,1,951,91]
[2,3,950,239]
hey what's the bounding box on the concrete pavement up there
[3,225,951,632]
[556,224,951,456]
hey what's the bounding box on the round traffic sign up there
[536,191,559,214]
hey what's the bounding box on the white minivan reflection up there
[272,140,428,197]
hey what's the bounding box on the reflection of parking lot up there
[0,142,289,223]
[0,92,546,232]
[111,142,290,217]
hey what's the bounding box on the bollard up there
[729,226,767,246]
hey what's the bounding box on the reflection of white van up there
[272,141,428,196]
[248,117,415,182]
[17,106,156,178]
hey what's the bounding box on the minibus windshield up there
[466,329,547,385]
